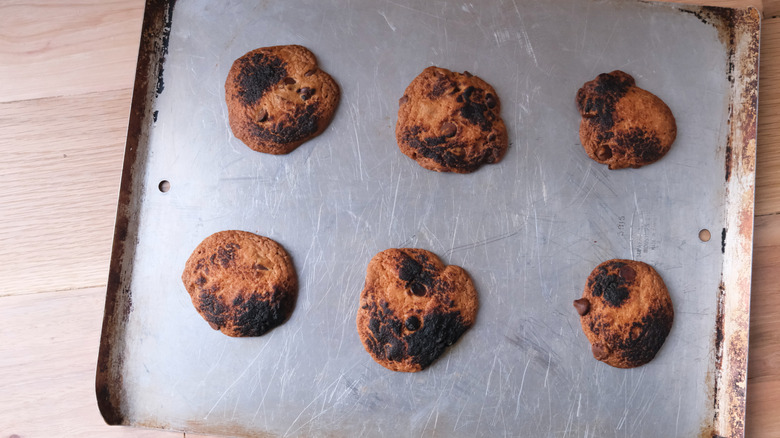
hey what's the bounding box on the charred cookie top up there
[576,70,676,169]
[181,230,297,337]
[396,66,508,173]
[356,248,478,372]
[574,259,674,369]
[225,45,340,155]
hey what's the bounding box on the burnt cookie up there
[396,66,508,173]
[576,71,676,169]
[574,259,674,368]
[356,248,478,372]
[225,45,339,154]
[181,230,297,337]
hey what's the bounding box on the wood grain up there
[0,286,181,437]
[0,0,144,103]
[658,0,763,9]
[746,215,780,374]
[0,90,132,296]
[756,19,780,216]
[745,214,780,436]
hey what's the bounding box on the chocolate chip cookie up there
[576,71,676,169]
[396,66,508,173]
[225,45,340,154]
[574,259,674,368]
[356,248,478,372]
[181,230,297,337]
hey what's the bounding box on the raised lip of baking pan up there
[95,0,760,436]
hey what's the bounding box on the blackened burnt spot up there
[397,253,435,291]
[236,53,288,105]
[365,305,470,370]
[458,86,492,131]
[594,72,634,97]
[198,291,227,328]
[195,276,207,287]
[614,127,663,163]
[233,287,295,336]
[380,300,396,316]
[214,243,240,268]
[250,103,320,146]
[429,76,456,99]
[591,262,630,307]
[367,306,406,363]
[405,311,470,369]
[402,126,489,173]
[615,307,673,366]
[576,71,635,131]
[721,228,727,254]
[398,255,423,283]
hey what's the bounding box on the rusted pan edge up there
[95,0,177,426]
[714,7,760,438]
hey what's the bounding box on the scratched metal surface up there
[105,0,748,436]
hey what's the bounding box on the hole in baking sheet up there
[699,229,711,242]
[158,180,170,193]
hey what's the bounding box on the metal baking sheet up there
[96,0,759,436]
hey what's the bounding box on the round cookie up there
[356,248,478,372]
[576,70,676,169]
[181,230,297,337]
[225,45,340,155]
[574,259,674,368]
[396,66,508,173]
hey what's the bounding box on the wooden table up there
[1,1,778,436]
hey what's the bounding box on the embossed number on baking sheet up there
[617,216,626,237]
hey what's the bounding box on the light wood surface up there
[0,0,778,436]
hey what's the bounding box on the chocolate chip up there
[207,321,221,330]
[591,343,609,360]
[399,95,409,105]
[410,282,426,296]
[573,298,591,316]
[487,133,496,142]
[619,265,636,282]
[596,145,613,161]
[485,93,497,109]
[256,108,268,122]
[283,77,296,85]
[441,122,457,137]
[450,86,461,95]
[456,95,464,103]
[252,263,269,271]
[405,315,421,331]
[304,69,317,77]
[298,87,314,100]
[463,70,473,77]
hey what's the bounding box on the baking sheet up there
[96,0,760,436]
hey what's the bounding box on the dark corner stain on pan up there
[679,7,737,82]
[725,134,733,182]
[709,280,727,421]
[155,0,177,98]
[714,281,726,366]
[721,228,727,254]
